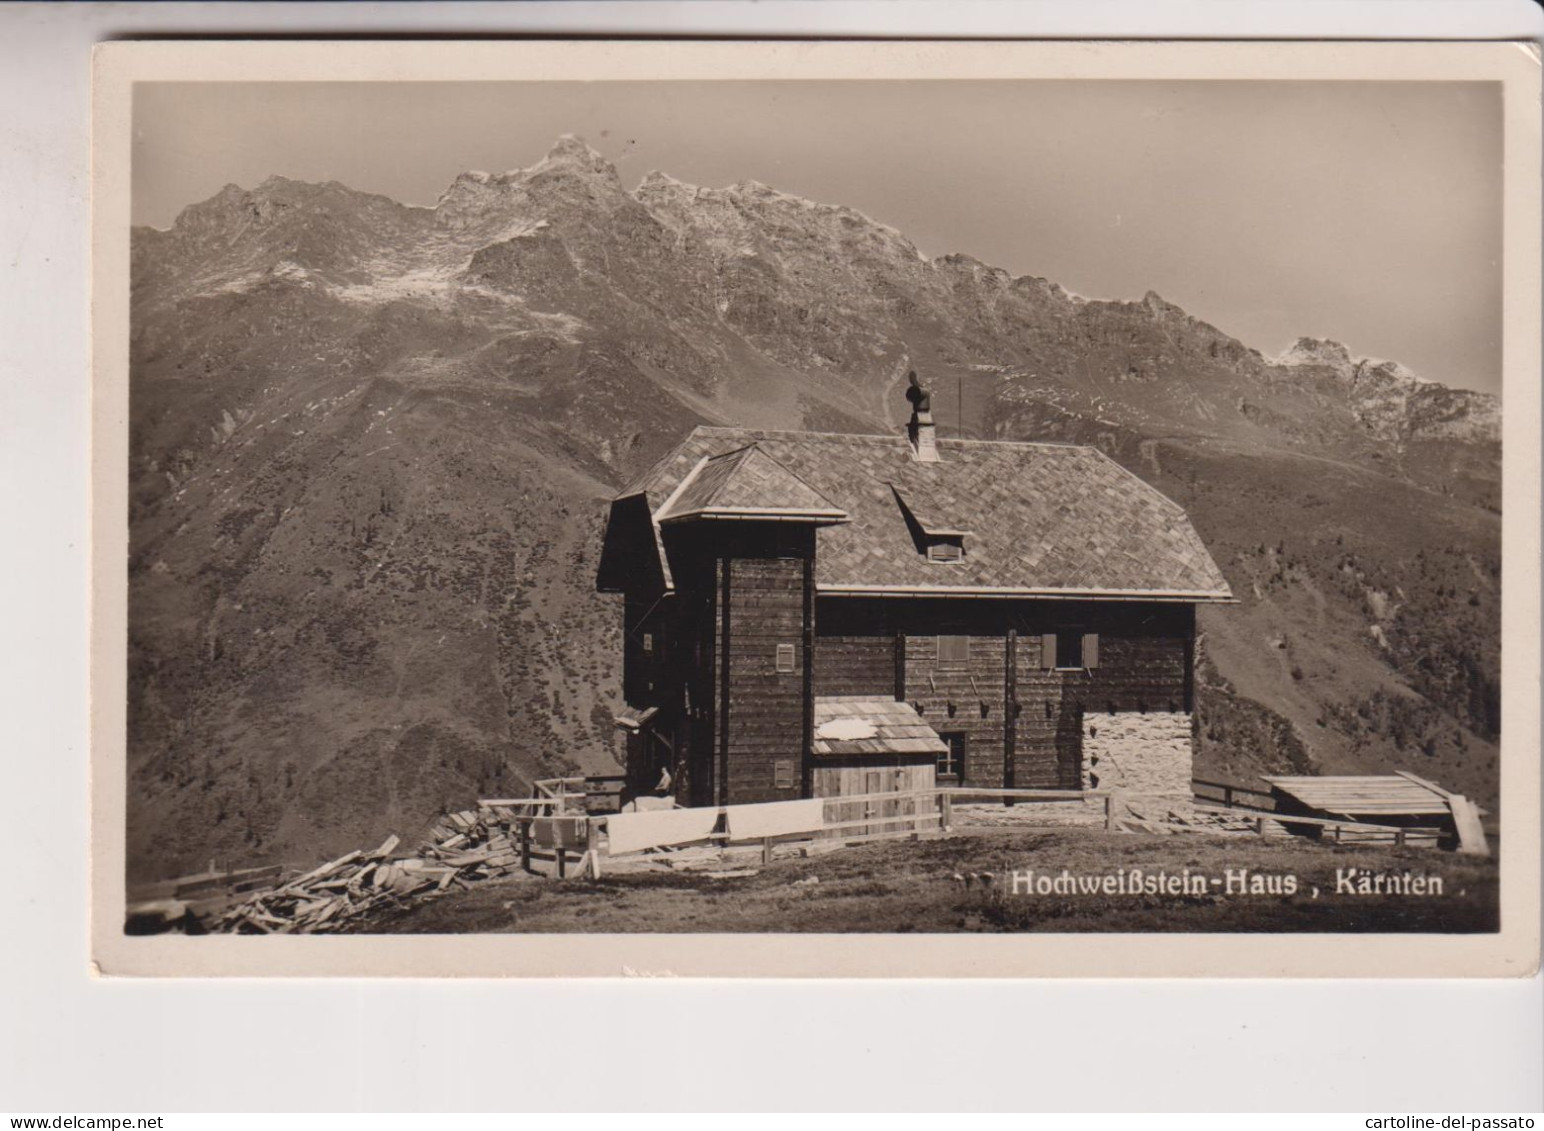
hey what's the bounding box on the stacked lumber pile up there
[213,808,524,934]
[420,808,522,872]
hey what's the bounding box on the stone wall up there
[1082,711,1193,800]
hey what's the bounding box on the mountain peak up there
[637,169,690,189]
[534,134,617,178]
[1142,290,1189,319]
[549,132,599,155]
[1278,337,1356,376]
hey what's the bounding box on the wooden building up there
[598,378,1232,809]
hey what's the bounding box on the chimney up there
[904,370,940,462]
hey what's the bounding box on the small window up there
[774,760,796,789]
[1048,631,1098,671]
[937,635,969,669]
[927,540,963,563]
[937,733,965,781]
[775,643,796,673]
[641,632,654,654]
[1056,632,1083,669]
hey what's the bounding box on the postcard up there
[91,39,1540,976]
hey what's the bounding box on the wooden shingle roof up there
[621,426,1232,599]
[656,445,848,524]
[1262,775,1455,818]
[812,696,947,757]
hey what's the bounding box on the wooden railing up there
[486,774,627,817]
[942,787,1090,802]
[1191,777,1278,812]
[479,779,1453,881]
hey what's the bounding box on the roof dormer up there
[889,483,970,562]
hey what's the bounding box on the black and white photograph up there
[91,39,1540,976]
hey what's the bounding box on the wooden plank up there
[367,833,400,858]
[827,826,946,849]
[1393,770,1458,801]
[1192,778,1275,798]
[1193,801,1438,837]
[286,850,361,890]
[1273,784,1435,795]
[481,797,565,808]
[1448,795,1491,857]
[819,812,944,836]
[1286,789,1448,800]
[173,864,284,899]
[1266,775,1425,784]
[945,787,1088,802]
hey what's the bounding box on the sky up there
[133,80,1503,394]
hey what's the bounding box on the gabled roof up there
[617,426,1232,600]
[813,697,947,757]
[656,444,847,525]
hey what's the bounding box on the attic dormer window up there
[890,484,971,564]
[926,538,964,563]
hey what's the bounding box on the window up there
[926,539,963,563]
[937,635,969,669]
[775,643,796,673]
[937,733,965,782]
[641,632,654,654]
[1043,631,1099,671]
[774,760,796,789]
[1056,631,1083,670]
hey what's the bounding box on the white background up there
[3,0,1541,1113]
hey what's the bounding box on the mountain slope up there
[127,136,1501,879]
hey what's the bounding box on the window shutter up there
[1040,633,1057,670]
[938,635,969,668]
[1082,632,1100,669]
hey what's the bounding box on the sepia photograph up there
[91,39,1540,976]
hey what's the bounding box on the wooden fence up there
[476,776,1455,882]
[1191,777,1278,812]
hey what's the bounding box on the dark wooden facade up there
[606,509,1194,804]
[814,597,1193,792]
[628,522,818,808]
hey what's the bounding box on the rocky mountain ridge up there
[138,136,1498,455]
